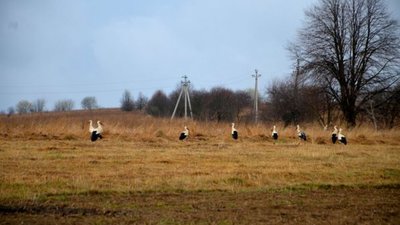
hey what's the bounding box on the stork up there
[296,124,307,141]
[231,123,238,140]
[272,125,278,140]
[89,120,95,133]
[331,126,338,144]
[179,126,189,140]
[96,121,103,138]
[89,120,103,142]
[338,128,347,145]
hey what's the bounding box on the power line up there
[0,73,258,98]
[0,77,179,88]
[0,84,175,96]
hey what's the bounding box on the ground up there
[0,112,399,224]
[1,188,399,224]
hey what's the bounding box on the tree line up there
[7,97,99,115]
[142,87,253,122]
[112,0,400,128]
[10,73,399,129]
[265,70,400,129]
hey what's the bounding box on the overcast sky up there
[1,0,399,112]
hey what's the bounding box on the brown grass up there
[1,109,399,198]
[1,109,399,144]
[2,138,399,197]
[1,110,400,224]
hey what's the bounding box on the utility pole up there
[171,75,193,120]
[293,59,300,125]
[252,69,261,123]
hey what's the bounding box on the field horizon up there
[1,109,399,224]
[1,108,399,144]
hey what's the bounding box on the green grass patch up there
[382,168,400,179]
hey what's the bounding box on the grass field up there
[1,110,399,224]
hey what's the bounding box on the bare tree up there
[81,96,98,110]
[190,89,210,120]
[146,90,170,117]
[54,99,74,112]
[266,75,333,127]
[135,92,148,111]
[205,87,237,122]
[291,0,400,127]
[234,90,253,122]
[120,90,135,111]
[16,100,32,114]
[365,82,400,128]
[266,79,303,126]
[32,98,46,112]
[7,106,15,116]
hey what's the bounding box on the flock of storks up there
[233,123,346,145]
[89,120,347,145]
[178,123,347,145]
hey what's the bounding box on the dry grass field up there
[1,109,399,224]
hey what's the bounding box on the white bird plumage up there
[179,126,189,140]
[231,123,238,140]
[89,120,95,133]
[338,128,347,145]
[332,125,338,144]
[96,121,103,134]
[89,120,103,142]
[272,125,278,140]
[296,124,307,141]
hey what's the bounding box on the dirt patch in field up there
[1,188,399,224]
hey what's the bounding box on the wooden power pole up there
[252,69,261,123]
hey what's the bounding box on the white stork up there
[331,125,338,144]
[296,124,307,141]
[338,128,347,145]
[272,125,278,140]
[179,126,189,140]
[96,121,103,137]
[231,123,238,140]
[89,120,95,133]
[89,120,103,142]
